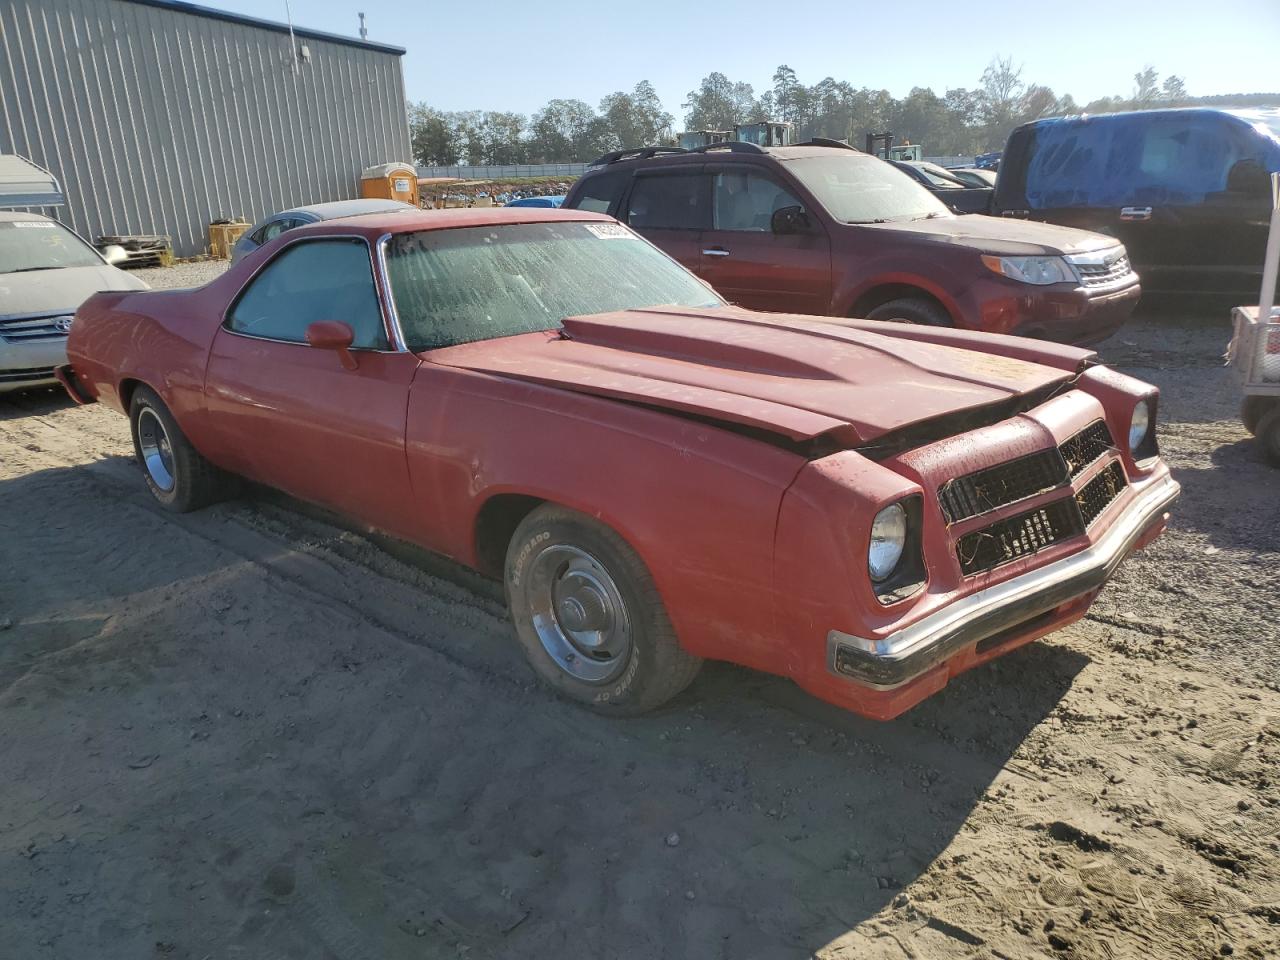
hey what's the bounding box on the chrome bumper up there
[828,474,1181,688]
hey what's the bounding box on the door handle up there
[702,247,730,256]
[1120,206,1152,221]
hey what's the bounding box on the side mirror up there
[306,321,358,371]
[771,205,810,235]
[102,244,129,266]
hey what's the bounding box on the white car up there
[0,211,147,394]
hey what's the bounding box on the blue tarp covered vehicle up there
[994,108,1280,297]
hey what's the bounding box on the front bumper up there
[0,336,69,394]
[827,472,1180,689]
[1010,280,1142,346]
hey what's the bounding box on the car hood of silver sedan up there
[0,264,148,317]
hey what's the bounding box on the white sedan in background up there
[0,211,146,394]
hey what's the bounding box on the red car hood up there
[428,307,1088,446]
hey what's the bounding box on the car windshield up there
[785,155,952,223]
[0,219,103,273]
[385,220,724,351]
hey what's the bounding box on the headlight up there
[981,254,1077,285]
[1129,399,1151,451]
[868,503,908,582]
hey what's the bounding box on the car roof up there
[0,210,54,223]
[292,207,615,239]
[278,198,415,220]
[584,143,865,174]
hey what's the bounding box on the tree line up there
[409,61,1277,166]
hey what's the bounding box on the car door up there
[203,236,422,538]
[697,166,832,314]
[620,167,709,272]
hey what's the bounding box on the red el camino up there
[57,209,1179,720]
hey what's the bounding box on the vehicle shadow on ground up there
[0,387,75,421]
[1166,438,1280,553]
[0,462,1089,959]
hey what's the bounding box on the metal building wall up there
[0,0,411,256]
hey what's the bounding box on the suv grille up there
[1069,252,1132,288]
[0,313,74,343]
[939,420,1116,523]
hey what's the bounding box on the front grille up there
[0,366,57,383]
[1059,419,1115,476]
[939,420,1116,523]
[1071,253,1132,287]
[0,313,74,343]
[939,450,1064,523]
[956,500,1084,575]
[1075,461,1127,528]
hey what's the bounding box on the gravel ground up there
[1,288,1277,960]
[131,258,228,289]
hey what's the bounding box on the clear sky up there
[205,0,1278,120]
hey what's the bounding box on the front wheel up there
[129,386,238,512]
[505,505,702,715]
[865,297,952,326]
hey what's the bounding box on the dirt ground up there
[1,292,1277,959]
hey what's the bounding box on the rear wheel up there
[1255,406,1280,468]
[505,505,702,715]
[865,297,952,326]
[129,386,238,512]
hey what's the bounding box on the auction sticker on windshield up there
[10,221,58,228]
[584,223,634,239]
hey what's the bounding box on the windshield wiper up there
[846,218,891,224]
[6,265,64,274]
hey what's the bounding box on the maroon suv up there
[563,142,1140,344]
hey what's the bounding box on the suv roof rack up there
[795,137,859,151]
[590,146,689,166]
[689,141,767,155]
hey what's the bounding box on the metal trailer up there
[1227,172,1280,465]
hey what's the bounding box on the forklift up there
[866,131,922,162]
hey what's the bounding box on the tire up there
[1255,406,1280,468]
[1241,396,1275,436]
[129,385,238,512]
[865,297,952,326]
[505,504,702,715]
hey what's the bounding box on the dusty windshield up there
[385,220,724,351]
[785,155,952,223]
[0,219,102,274]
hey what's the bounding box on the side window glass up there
[228,239,387,349]
[625,174,709,230]
[713,172,803,231]
[573,171,627,213]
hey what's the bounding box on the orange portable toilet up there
[360,163,418,205]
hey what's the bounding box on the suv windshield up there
[385,220,723,351]
[785,156,952,223]
[0,219,103,274]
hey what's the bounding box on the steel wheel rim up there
[137,408,176,492]
[524,544,632,683]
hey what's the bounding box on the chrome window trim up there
[221,233,404,353]
[374,233,409,352]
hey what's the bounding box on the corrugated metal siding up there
[0,0,410,255]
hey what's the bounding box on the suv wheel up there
[866,298,952,326]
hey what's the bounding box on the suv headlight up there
[869,503,908,582]
[981,254,1077,285]
[1129,399,1151,451]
